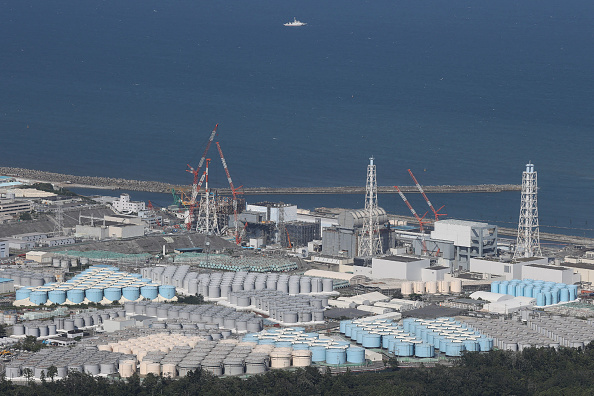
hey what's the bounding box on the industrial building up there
[368,255,431,281]
[469,256,548,281]
[0,198,32,221]
[111,193,146,214]
[431,219,498,271]
[0,239,8,258]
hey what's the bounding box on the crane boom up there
[394,186,428,233]
[186,124,219,204]
[216,141,243,245]
[407,169,446,221]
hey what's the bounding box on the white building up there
[0,198,32,220]
[43,236,76,247]
[370,255,430,281]
[111,194,146,214]
[431,219,498,271]
[245,202,297,223]
[11,232,48,242]
[3,238,35,250]
[469,257,548,281]
[521,263,577,284]
[421,266,450,281]
[108,224,144,238]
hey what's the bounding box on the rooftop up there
[378,255,424,263]
[525,264,569,271]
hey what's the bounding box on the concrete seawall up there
[0,167,520,195]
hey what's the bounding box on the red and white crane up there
[394,185,430,255]
[216,141,244,245]
[407,169,446,222]
[186,124,219,206]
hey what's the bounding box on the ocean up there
[1,1,593,237]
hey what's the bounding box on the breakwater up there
[0,167,520,195]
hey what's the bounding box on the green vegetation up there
[15,335,46,352]
[3,344,594,394]
[18,212,33,221]
[175,294,205,305]
[23,182,79,197]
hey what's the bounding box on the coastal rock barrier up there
[0,167,520,195]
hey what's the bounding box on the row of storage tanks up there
[142,266,335,297]
[123,301,264,333]
[227,290,328,324]
[0,269,55,288]
[5,346,136,379]
[463,316,594,350]
[491,279,578,306]
[14,265,176,306]
[242,327,367,366]
[401,280,463,295]
[339,317,494,358]
[51,257,87,269]
[12,307,130,337]
[173,253,297,272]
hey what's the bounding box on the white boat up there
[284,17,306,27]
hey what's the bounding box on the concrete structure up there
[0,278,15,293]
[469,257,548,281]
[111,194,146,214]
[321,226,358,257]
[521,264,577,284]
[43,236,75,247]
[246,202,297,223]
[0,198,32,220]
[108,224,144,238]
[102,318,136,333]
[562,262,594,283]
[25,251,53,263]
[0,239,7,258]
[431,219,498,271]
[12,232,48,242]
[3,238,35,250]
[303,269,366,285]
[75,224,109,240]
[421,266,450,281]
[370,256,430,280]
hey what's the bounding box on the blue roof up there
[0,182,22,187]
[0,278,13,283]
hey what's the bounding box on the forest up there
[3,344,594,395]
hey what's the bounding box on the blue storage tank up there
[414,343,434,358]
[445,342,465,357]
[258,338,276,345]
[388,338,399,354]
[362,333,381,348]
[463,340,479,352]
[67,289,85,304]
[433,335,442,350]
[275,341,293,348]
[478,338,493,352]
[560,288,570,302]
[86,288,103,303]
[339,320,350,333]
[103,288,122,302]
[15,288,32,300]
[350,328,359,341]
[439,339,450,352]
[536,293,545,306]
[30,291,48,305]
[524,285,534,298]
[516,284,525,297]
[48,290,66,305]
[382,335,396,349]
[140,285,159,300]
[311,346,327,362]
[356,330,366,344]
[568,285,578,300]
[158,285,176,299]
[551,289,560,304]
[396,342,414,357]
[544,292,552,306]
[490,281,500,293]
[242,333,259,342]
[533,287,542,297]
[122,286,140,301]
[498,282,508,294]
[292,343,310,350]
[346,347,365,364]
[326,348,346,365]
[345,323,355,337]
[507,283,516,296]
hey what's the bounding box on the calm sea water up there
[2,1,593,236]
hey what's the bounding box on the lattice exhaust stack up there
[358,157,382,257]
[514,162,542,258]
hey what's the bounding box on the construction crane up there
[216,141,243,245]
[407,169,446,222]
[186,124,219,207]
[286,229,293,249]
[147,201,162,228]
[394,185,430,255]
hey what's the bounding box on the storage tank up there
[346,347,365,364]
[490,281,500,294]
[48,290,67,305]
[413,282,425,294]
[438,281,450,293]
[30,291,48,305]
[426,281,438,294]
[67,289,85,304]
[362,333,381,348]
[139,285,158,300]
[12,324,25,335]
[450,280,462,293]
[159,285,176,299]
[445,342,464,357]
[103,287,122,302]
[325,348,346,365]
[395,342,414,357]
[310,346,327,362]
[15,288,32,301]
[401,282,413,295]
[322,279,334,292]
[292,350,312,367]
[122,286,140,301]
[63,319,75,331]
[85,288,103,303]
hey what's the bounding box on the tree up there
[392,290,403,299]
[22,368,33,385]
[47,365,57,382]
